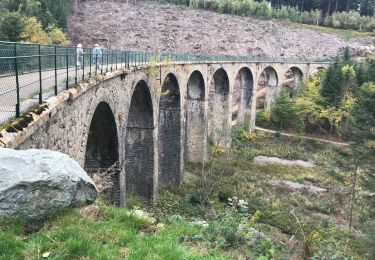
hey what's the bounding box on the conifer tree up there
[320,58,343,106]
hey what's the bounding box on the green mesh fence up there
[0,41,330,125]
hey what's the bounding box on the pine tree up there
[271,90,294,129]
[344,82,375,237]
[0,12,25,42]
[320,58,343,106]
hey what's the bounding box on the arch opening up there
[313,67,326,75]
[209,68,230,146]
[232,67,254,125]
[187,71,205,100]
[158,73,181,187]
[256,66,278,110]
[185,70,206,162]
[125,80,154,201]
[283,67,303,96]
[84,101,120,205]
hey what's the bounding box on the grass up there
[0,203,227,259]
[0,129,370,259]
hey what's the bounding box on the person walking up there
[92,44,102,70]
[76,43,84,69]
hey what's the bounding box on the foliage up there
[0,201,223,259]
[320,58,344,106]
[306,224,360,259]
[257,52,375,137]
[0,0,69,44]
[255,109,273,128]
[270,90,293,129]
[0,12,25,42]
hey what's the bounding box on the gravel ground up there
[69,1,375,58]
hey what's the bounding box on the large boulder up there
[0,148,98,221]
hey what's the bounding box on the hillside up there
[68,1,375,58]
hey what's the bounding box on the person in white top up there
[76,43,84,69]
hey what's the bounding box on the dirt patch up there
[68,1,374,58]
[78,203,103,221]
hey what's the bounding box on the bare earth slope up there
[68,1,374,57]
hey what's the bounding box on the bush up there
[0,12,25,42]
[256,109,273,128]
[217,188,234,203]
[270,90,294,129]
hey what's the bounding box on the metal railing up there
[0,41,330,125]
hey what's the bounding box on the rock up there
[156,223,165,231]
[253,156,315,168]
[0,148,98,221]
[129,209,156,224]
[269,180,327,194]
[190,220,209,228]
[193,43,202,50]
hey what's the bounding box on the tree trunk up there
[347,0,350,12]
[349,164,358,231]
[335,0,339,12]
[327,0,331,16]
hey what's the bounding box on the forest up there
[269,0,375,16]
[0,0,70,44]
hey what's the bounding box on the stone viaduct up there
[0,60,328,205]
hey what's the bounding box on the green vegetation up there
[2,129,373,259]
[0,0,69,44]
[159,0,375,33]
[0,202,226,259]
[257,50,375,137]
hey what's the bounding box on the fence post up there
[101,51,103,74]
[14,43,20,117]
[54,46,57,95]
[89,48,92,77]
[66,46,69,90]
[106,49,109,72]
[110,50,113,72]
[75,46,78,84]
[116,50,118,70]
[96,53,99,75]
[82,48,85,80]
[38,44,43,104]
[123,51,126,69]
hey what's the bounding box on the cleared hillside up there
[68,1,375,58]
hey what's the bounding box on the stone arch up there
[125,80,154,201]
[257,66,278,110]
[185,70,206,162]
[232,67,254,125]
[84,101,120,204]
[187,70,205,100]
[283,67,303,94]
[312,66,326,76]
[158,73,181,187]
[209,68,230,146]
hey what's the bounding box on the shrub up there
[256,109,273,128]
